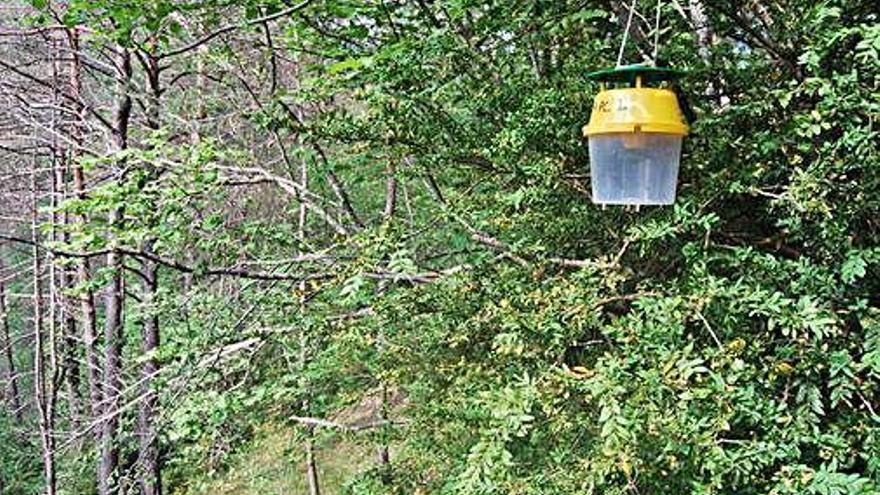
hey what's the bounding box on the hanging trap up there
[583,64,688,206]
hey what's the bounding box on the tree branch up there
[0,233,331,281]
[160,0,313,59]
[289,415,404,432]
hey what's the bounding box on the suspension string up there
[616,0,639,67]
[652,0,662,65]
[617,0,666,67]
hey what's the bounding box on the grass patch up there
[183,424,372,495]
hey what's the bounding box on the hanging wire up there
[616,0,666,67]
[616,0,639,67]
[652,0,662,65]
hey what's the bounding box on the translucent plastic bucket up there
[588,132,682,205]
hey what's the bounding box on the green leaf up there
[841,252,867,283]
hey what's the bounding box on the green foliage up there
[0,412,42,495]
[269,0,879,493]
[19,0,878,493]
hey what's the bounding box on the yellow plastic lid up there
[583,87,689,137]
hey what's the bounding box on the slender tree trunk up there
[98,44,132,495]
[137,46,162,495]
[298,157,321,495]
[48,35,83,429]
[376,384,390,473]
[138,259,160,495]
[33,157,57,495]
[191,43,207,145]
[99,230,124,495]
[0,265,22,421]
[75,197,101,425]
[58,216,82,428]
[305,439,320,495]
[33,36,70,494]
[383,162,397,221]
[326,169,363,230]
[376,161,396,479]
[66,26,102,429]
[55,143,81,426]
[65,24,103,493]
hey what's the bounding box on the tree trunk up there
[57,254,81,425]
[98,44,132,495]
[376,385,391,477]
[0,265,22,421]
[326,169,363,230]
[376,161,396,480]
[55,156,81,426]
[33,157,57,495]
[383,162,397,221]
[66,25,102,430]
[137,257,161,495]
[49,37,82,428]
[305,441,321,495]
[58,238,82,428]
[99,232,124,495]
[137,46,162,495]
[299,156,321,495]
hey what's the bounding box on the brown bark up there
[376,385,391,477]
[66,26,102,428]
[98,44,132,495]
[383,162,397,221]
[99,235,123,495]
[305,441,321,495]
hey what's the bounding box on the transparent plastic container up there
[589,132,682,205]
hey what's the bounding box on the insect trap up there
[583,64,688,206]
[582,0,690,206]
